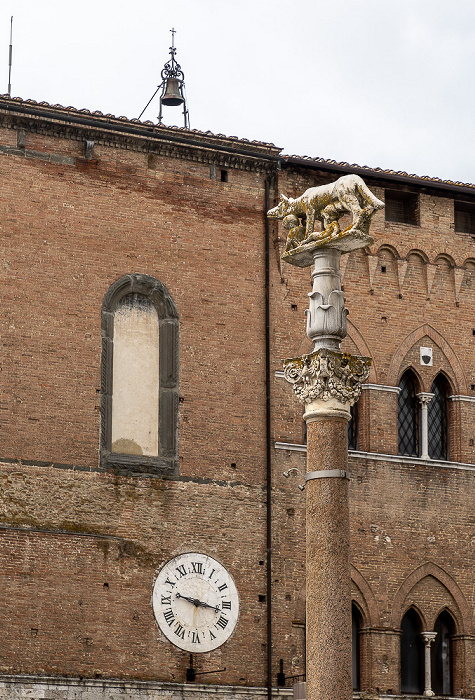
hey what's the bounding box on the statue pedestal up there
[282,226,373,268]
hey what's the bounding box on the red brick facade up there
[0,97,474,697]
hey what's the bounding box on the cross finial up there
[170,28,176,48]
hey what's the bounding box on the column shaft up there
[306,416,352,700]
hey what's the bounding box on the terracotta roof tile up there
[1,95,474,189]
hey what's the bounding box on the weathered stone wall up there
[0,677,292,700]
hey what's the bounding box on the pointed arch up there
[387,325,466,394]
[346,321,377,383]
[351,565,381,627]
[390,563,472,634]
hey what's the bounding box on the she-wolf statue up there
[267,173,384,254]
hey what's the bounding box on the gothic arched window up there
[428,374,450,461]
[101,274,179,475]
[432,611,455,696]
[400,608,423,694]
[398,370,419,456]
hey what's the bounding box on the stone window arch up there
[400,607,424,694]
[398,369,420,456]
[101,274,179,475]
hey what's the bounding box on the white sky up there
[1,0,475,185]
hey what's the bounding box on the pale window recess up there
[112,295,159,456]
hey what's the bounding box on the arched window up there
[400,608,423,694]
[428,374,450,460]
[398,370,419,456]
[352,603,362,691]
[432,611,455,696]
[101,274,179,475]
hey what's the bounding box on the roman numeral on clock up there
[174,622,185,640]
[163,609,175,626]
[218,583,228,592]
[221,600,231,610]
[191,631,201,643]
[175,564,187,578]
[191,562,204,574]
[216,615,229,630]
[161,595,171,606]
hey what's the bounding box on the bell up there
[161,78,184,106]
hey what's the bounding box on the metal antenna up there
[7,16,13,96]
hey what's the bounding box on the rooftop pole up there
[7,16,13,97]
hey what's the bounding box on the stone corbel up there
[425,263,437,300]
[339,253,350,283]
[397,258,408,295]
[454,267,464,306]
[367,254,378,291]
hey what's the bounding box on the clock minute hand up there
[176,592,219,612]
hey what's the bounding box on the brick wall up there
[0,99,474,696]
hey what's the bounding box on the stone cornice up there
[0,674,292,697]
[361,383,400,394]
[449,395,475,404]
[0,96,282,173]
[274,442,475,472]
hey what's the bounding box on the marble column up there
[284,255,371,700]
[417,393,434,459]
[421,631,437,697]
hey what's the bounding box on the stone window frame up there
[100,274,179,476]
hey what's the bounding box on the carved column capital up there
[283,349,371,421]
[421,631,438,646]
[417,392,435,407]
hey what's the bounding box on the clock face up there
[152,552,239,653]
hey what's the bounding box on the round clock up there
[152,552,239,652]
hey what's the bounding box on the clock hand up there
[176,592,219,612]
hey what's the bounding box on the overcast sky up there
[1,1,475,185]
